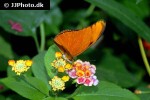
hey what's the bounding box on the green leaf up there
[44,44,59,78]
[121,0,149,19]
[64,9,87,24]
[96,50,139,87]
[44,7,62,35]
[85,0,150,42]
[7,67,16,77]
[63,9,89,29]
[0,82,8,93]
[0,95,5,100]
[119,54,144,82]
[73,81,140,100]
[111,19,136,40]
[43,97,67,100]
[0,10,46,36]
[0,76,49,100]
[50,0,61,9]
[0,36,13,58]
[24,76,49,97]
[32,51,51,89]
[0,56,8,71]
[5,94,28,100]
[136,0,143,4]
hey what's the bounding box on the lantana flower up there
[50,52,99,89]
[67,60,99,86]
[51,52,72,72]
[8,60,32,75]
[49,76,69,91]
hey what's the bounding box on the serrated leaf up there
[44,44,59,78]
[73,81,139,100]
[85,0,150,42]
[0,76,49,100]
[0,10,46,36]
[32,51,51,89]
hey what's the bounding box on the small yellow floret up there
[58,66,65,72]
[62,76,69,82]
[51,58,66,69]
[65,63,72,70]
[55,52,62,58]
[25,60,32,66]
[8,60,15,66]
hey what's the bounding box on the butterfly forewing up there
[54,20,106,60]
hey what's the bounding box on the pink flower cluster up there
[67,60,99,86]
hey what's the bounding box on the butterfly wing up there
[54,20,106,60]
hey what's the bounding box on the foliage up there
[0,0,150,100]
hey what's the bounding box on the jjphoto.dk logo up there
[4,2,44,8]
[0,0,50,10]
[4,3,9,8]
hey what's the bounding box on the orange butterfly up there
[54,20,106,61]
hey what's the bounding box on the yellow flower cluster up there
[49,76,69,91]
[8,60,32,75]
[51,52,72,72]
[49,52,72,91]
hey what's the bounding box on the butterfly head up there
[62,54,74,64]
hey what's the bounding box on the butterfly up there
[54,20,106,62]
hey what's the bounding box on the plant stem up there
[141,91,150,94]
[33,34,40,53]
[40,23,45,52]
[138,37,150,77]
